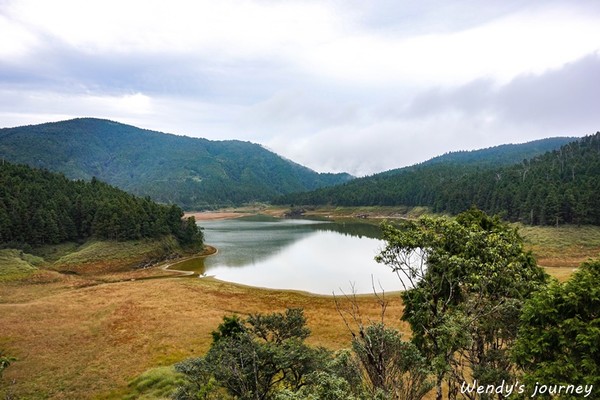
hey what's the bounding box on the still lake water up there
[173,215,404,295]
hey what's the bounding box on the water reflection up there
[178,215,403,295]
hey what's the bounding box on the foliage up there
[0,162,203,248]
[0,350,16,378]
[350,323,433,400]
[0,118,352,209]
[334,289,434,400]
[414,137,576,168]
[124,366,188,400]
[175,308,435,400]
[0,249,42,281]
[174,309,329,400]
[376,208,547,399]
[513,259,600,397]
[277,133,600,226]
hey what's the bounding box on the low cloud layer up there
[1,0,599,176]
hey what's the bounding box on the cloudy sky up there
[1,0,599,176]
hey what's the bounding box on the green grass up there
[517,224,600,250]
[94,366,186,400]
[30,242,82,263]
[51,236,182,271]
[123,366,187,400]
[517,224,600,264]
[0,249,44,281]
[54,239,168,265]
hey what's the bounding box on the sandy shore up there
[185,206,287,221]
[184,211,249,221]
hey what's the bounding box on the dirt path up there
[160,246,218,277]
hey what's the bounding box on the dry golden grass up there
[2,217,599,398]
[518,224,600,281]
[0,272,405,399]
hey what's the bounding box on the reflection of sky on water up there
[196,216,404,295]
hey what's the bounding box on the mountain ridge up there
[377,136,577,177]
[0,118,353,209]
[275,133,600,226]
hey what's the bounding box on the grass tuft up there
[0,249,43,282]
[124,366,186,399]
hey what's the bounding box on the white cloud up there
[0,12,38,58]
[7,0,599,85]
[4,0,340,57]
[298,5,600,86]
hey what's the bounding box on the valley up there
[1,207,597,398]
[1,119,599,399]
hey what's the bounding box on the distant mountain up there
[378,137,576,176]
[421,137,577,166]
[0,118,353,209]
[276,134,600,226]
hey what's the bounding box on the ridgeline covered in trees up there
[0,118,352,209]
[0,162,203,248]
[276,133,600,225]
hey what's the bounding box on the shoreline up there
[184,211,249,221]
[161,245,218,276]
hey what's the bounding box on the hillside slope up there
[0,118,352,209]
[276,134,600,226]
[0,161,202,248]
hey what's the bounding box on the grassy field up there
[0,249,44,282]
[0,270,405,399]
[517,224,600,281]
[1,212,599,399]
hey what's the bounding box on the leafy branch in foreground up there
[174,306,433,400]
[173,308,330,400]
[335,288,433,400]
[513,259,600,398]
[376,208,548,400]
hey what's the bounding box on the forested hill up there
[276,133,600,225]
[374,137,575,178]
[420,137,575,167]
[0,118,352,209]
[0,162,202,248]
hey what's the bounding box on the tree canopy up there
[174,308,433,400]
[513,259,600,397]
[376,208,548,399]
[0,162,203,248]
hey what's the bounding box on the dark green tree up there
[376,208,547,400]
[351,323,433,400]
[513,259,600,398]
[175,309,329,400]
[1,161,204,249]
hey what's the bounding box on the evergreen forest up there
[276,133,600,225]
[0,118,352,209]
[0,162,203,248]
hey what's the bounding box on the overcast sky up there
[1,0,599,176]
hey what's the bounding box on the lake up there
[172,215,405,295]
